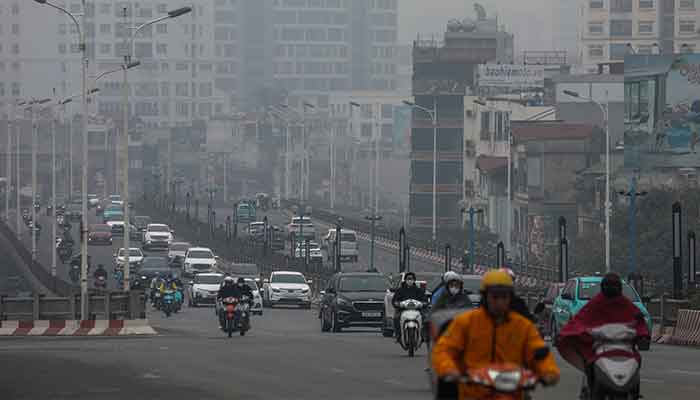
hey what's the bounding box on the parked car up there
[533,282,565,338]
[263,271,312,308]
[87,224,112,245]
[550,276,652,343]
[319,272,389,333]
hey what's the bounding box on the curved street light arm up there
[41,1,82,43]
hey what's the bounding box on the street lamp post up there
[268,106,294,201]
[461,207,483,272]
[27,99,51,262]
[119,5,191,292]
[564,89,610,272]
[34,0,92,319]
[15,101,26,235]
[365,214,383,271]
[618,175,647,282]
[403,100,438,243]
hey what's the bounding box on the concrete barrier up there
[0,319,156,336]
[669,309,700,346]
[0,291,147,321]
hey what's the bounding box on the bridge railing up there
[0,291,147,320]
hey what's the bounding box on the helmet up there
[601,273,622,298]
[224,276,234,284]
[236,277,245,284]
[443,271,462,284]
[500,268,516,280]
[479,270,514,293]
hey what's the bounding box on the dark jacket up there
[433,291,473,311]
[511,295,535,322]
[393,283,427,306]
[218,284,243,300]
[93,267,107,279]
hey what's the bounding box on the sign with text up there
[478,64,545,88]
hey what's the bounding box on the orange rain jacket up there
[432,307,560,400]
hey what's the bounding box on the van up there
[325,229,359,262]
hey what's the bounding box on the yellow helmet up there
[480,269,514,292]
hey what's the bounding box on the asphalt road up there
[6,207,700,399]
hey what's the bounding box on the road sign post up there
[444,244,452,272]
[672,202,682,299]
[399,227,406,272]
[497,241,505,268]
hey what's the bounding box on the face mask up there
[406,279,415,286]
[449,287,460,295]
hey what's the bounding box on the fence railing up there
[0,291,147,320]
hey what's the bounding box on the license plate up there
[362,312,381,318]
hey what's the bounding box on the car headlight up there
[272,288,281,293]
[301,288,309,294]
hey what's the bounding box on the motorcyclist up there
[432,271,472,311]
[556,273,650,399]
[501,267,536,322]
[93,264,107,280]
[217,276,243,328]
[158,277,178,294]
[150,273,162,303]
[432,270,560,399]
[430,270,453,307]
[392,272,427,342]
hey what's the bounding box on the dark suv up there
[319,272,389,333]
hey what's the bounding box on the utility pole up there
[461,207,483,272]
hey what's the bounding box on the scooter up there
[583,324,642,400]
[94,275,107,289]
[438,362,547,400]
[173,289,184,313]
[397,299,425,357]
[161,290,176,317]
[221,295,251,338]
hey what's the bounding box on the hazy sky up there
[399,0,556,53]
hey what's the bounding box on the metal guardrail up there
[0,220,73,296]
[0,291,147,320]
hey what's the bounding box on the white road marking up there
[640,378,665,384]
[330,367,345,373]
[383,379,403,385]
[141,372,161,379]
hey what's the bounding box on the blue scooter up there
[161,290,176,317]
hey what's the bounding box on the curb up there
[0,319,157,336]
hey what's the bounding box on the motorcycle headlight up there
[488,370,521,392]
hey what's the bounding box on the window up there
[12,44,19,54]
[611,0,632,12]
[610,20,632,36]
[199,63,212,72]
[11,3,19,15]
[11,24,18,35]
[637,21,654,35]
[134,43,152,58]
[100,24,111,34]
[156,44,167,55]
[100,3,111,14]
[680,20,695,34]
[100,43,111,54]
[160,82,169,96]
[480,111,491,140]
[680,0,695,9]
[610,43,628,60]
[176,63,188,71]
[175,83,188,96]
[680,44,696,53]
[588,22,604,35]
[639,0,654,8]
[157,4,167,14]
[58,43,67,54]
[199,83,213,97]
[156,24,167,34]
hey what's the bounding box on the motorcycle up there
[161,290,176,317]
[397,299,426,357]
[581,323,641,400]
[152,290,162,309]
[69,264,80,283]
[439,363,545,400]
[221,295,251,337]
[94,274,107,289]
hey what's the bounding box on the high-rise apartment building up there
[579,0,700,66]
[0,1,223,128]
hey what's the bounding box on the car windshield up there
[341,233,357,241]
[134,217,150,225]
[119,249,143,257]
[195,275,222,285]
[578,281,640,302]
[149,225,169,232]
[339,276,388,292]
[244,280,259,291]
[188,250,213,259]
[91,225,110,232]
[110,195,121,200]
[141,258,169,268]
[105,206,121,212]
[272,274,306,284]
[170,243,191,252]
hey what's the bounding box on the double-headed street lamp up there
[34,0,92,319]
[403,100,438,243]
[564,89,610,272]
[618,175,647,282]
[119,5,191,291]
